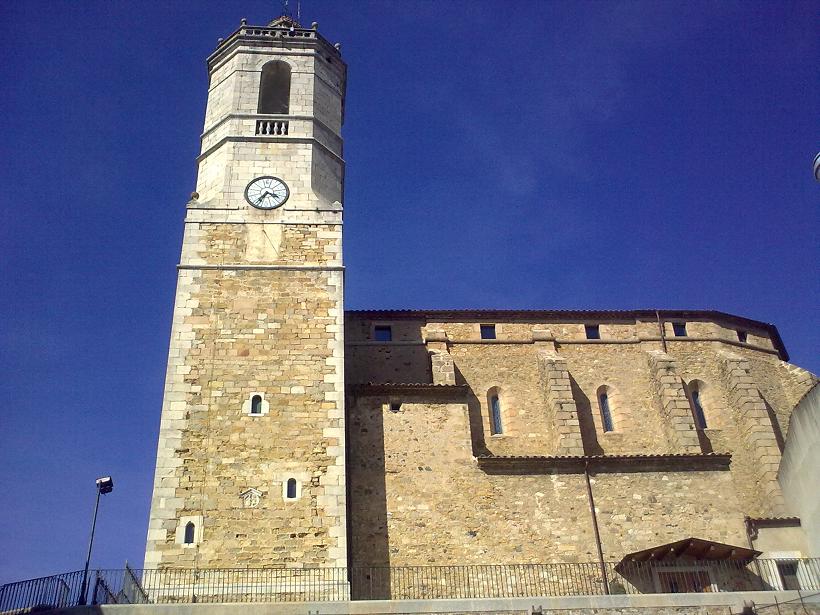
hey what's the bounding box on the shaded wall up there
[779,383,820,556]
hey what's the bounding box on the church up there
[141,14,818,604]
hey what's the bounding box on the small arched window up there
[690,386,707,428]
[251,395,262,415]
[258,61,291,114]
[490,395,503,435]
[286,478,297,499]
[183,521,195,544]
[598,390,614,432]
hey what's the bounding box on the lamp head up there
[96,476,114,494]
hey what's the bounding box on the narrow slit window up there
[691,389,707,428]
[257,61,291,114]
[672,322,687,337]
[585,324,600,340]
[490,395,503,434]
[286,478,297,499]
[480,324,496,340]
[389,402,401,413]
[250,395,262,415]
[737,330,748,343]
[599,392,614,432]
[183,521,195,544]
[374,325,392,342]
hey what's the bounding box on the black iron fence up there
[1,559,818,612]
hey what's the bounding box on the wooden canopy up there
[615,537,761,571]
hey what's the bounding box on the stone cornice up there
[177,264,344,272]
[207,23,343,73]
[196,135,345,165]
[183,218,343,225]
[344,336,780,358]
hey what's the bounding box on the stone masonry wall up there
[346,344,432,385]
[449,343,558,457]
[559,342,670,456]
[145,265,346,569]
[345,315,813,460]
[345,314,815,570]
[347,397,747,568]
[670,343,816,517]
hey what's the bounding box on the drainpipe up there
[585,462,610,594]
[656,310,667,353]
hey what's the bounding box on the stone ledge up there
[350,383,469,399]
[476,452,732,474]
[197,134,345,163]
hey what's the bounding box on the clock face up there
[245,176,289,209]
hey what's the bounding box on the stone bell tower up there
[144,16,347,570]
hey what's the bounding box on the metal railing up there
[2,559,818,612]
[0,570,83,612]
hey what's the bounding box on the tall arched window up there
[183,521,195,544]
[258,61,291,114]
[251,395,262,415]
[490,394,503,435]
[286,478,297,499]
[598,389,614,432]
[688,382,708,429]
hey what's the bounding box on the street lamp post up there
[78,476,114,606]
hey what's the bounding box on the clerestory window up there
[374,325,392,342]
[490,395,503,434]
[691,389,707,428]
[599,391,614,432]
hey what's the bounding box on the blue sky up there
[0,1,817,583]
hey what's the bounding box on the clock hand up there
[256,191,274,203]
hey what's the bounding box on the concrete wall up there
[752,525,808,559]
[779,384,820,556]
[53,591,820,615]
